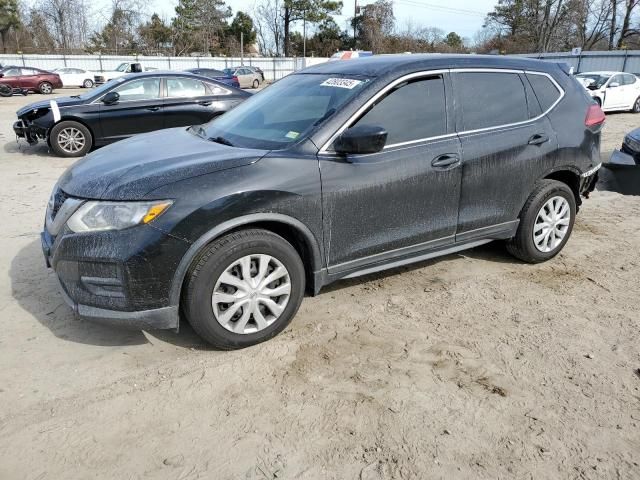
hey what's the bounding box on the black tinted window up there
[527,73,562,112]
[455,72,528,130]
[353,76,446,145]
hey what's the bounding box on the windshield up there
[576,74,611,89]
[199,73,371,149]
[116,63,129,72]
[223,68,234,76]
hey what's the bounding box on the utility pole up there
[240,32,244,65]
[303,9,307,58]
[353,0,357,46]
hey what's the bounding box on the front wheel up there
[506,180,576,263]
[39,82,53,94]
[632,96,640,113]
[0,84,12,97]
[183,229,306,349]
[82,79,94,88]
[49,121,93,157]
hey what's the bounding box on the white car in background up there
[52,67,97,88]
[575,71,640,113]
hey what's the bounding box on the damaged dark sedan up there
[13,71,249,157]
[43,54,603,349]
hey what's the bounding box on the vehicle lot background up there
[0,90,639,479]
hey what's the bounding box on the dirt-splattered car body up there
[42,54,603,334]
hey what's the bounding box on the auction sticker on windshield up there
[320,78,363,89]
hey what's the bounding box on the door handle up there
[528,133,549,145]
[198,101,212,106]
[431,154,460,169]
[146,106,160,112]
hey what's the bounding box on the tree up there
[617,0,640,48]
[353,0,394,52]
[228,11,256,46]
[138,13,171,53]
[282,0,342,56]
[444,31,463,49]
[0,0,20,53]
[254,0,284,55]
[172,0,231,55]
[37,0,92,51]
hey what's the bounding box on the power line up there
[392,0,487,18]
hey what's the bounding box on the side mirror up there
[334,125,388,155]
[102,91,119,105]
[608,82,620,88]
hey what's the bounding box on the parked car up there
[41,54,603,349]
[620,127,640,163]
[575,71,640,112]
[223,66,262,88]
[237,65,265,82]
[184,68,240,88]
[0,66,62,94]
[14,71,249,157]
[93,62,158,85]
[52,67,98,88]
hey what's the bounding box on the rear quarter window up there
[454,72,528,130]
[526,73,562,112]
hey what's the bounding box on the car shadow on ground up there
[3,138,52,157]
[10,238,211,349]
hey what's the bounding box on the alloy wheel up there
[57,127,86,154]
[532,196,571,253]
[40,83,52,94]
[212,254,291,334]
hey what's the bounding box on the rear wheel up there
[183,229,305,349]
[39,82,53,94]
[49,121,92,157]
[252,79,259,89]
[82,78,94,88]
[632,96,640,113]
[506,180,576,263]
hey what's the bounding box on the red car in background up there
[0,66,62,94]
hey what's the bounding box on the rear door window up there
[622,74,637,85]
[454,72,528,131]
[526,73,562,112]
[352,75,447,145]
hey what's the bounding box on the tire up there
[0,84,12,97]
[39,82,53,94]
[632,96,640,113]
[506,180,576,263]
[183,229,306,349]
[252,79,259,89]
[49,121,93,157]
[82,79,94,88]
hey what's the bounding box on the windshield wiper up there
[209,136,234,147]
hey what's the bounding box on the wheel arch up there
[48,117,95,147]
[542,168,581,209]
[170,213,324,307]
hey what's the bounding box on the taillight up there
[232,76,239,83]
[585,103,605,127]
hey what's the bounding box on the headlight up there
[67,200,173,233]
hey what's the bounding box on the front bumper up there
[42,205,190,330]
[13,120,42,144]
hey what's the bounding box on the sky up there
[147,0,498,39]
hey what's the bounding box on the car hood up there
[626,127,640,142]
[16,96,85,117]
[58,127,268,200]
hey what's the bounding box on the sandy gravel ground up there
[0,89,639,480]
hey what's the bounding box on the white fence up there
[513,50,640,74]
[0,54,330,81]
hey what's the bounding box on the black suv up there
[42,55,603,349]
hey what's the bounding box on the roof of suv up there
[301,54,562,77]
